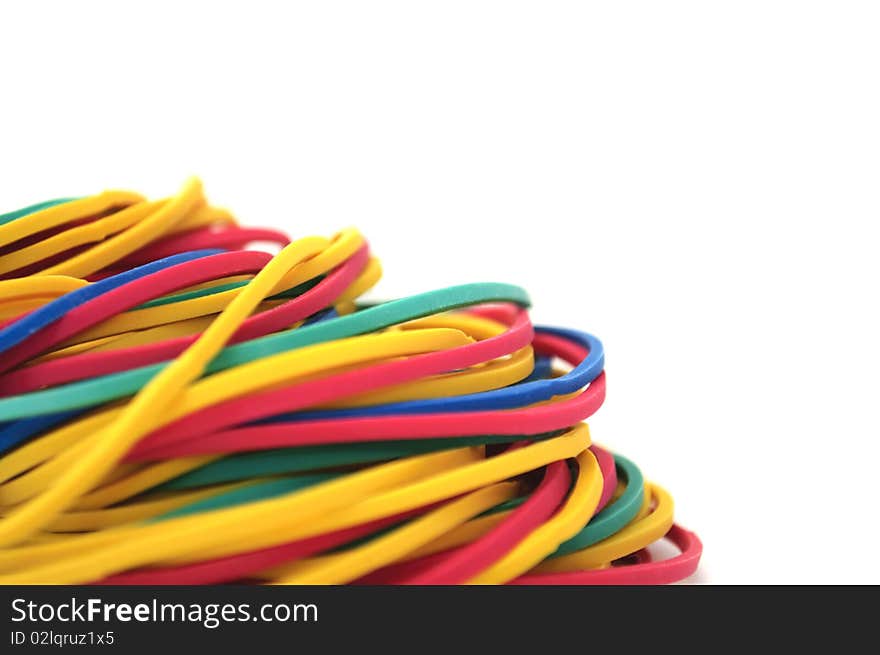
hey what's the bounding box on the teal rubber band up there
[157,433,544,491]
[134,275,322,310]
[136,280,254,309]
[0,282,530,421]
[151,433,559,522]
[473,454,644,557]
[151,474,337,522]
[548,454,645,558]
[0,198,80,226]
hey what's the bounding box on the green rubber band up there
[151,434,538,521]
[0,198,80,226]
[134,275,321,310]
[548,454,645,558]
[151,474,337,522]
[0,282,530,421]
[157,434,543,491]
[136,280,254,310]
[472,454,644,557]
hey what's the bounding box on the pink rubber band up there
[126,310,537,460]
[0,251,275,374]
[357,445,615,584]
[94,505,430,585]
[509,524,702,585]
[592,444,618,513]
[131,373,604,459]
[117,226,291,267]
[363,459,572,584]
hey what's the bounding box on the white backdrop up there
[1,1,878,583]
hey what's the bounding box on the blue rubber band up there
[0,283,530,421]
[523,355,553,383]
[256,326,603,423]
[302,307,338,325]
[0,409,86,455]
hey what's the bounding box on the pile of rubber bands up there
[0,179,701,585]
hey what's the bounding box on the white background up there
[1,2,878,583]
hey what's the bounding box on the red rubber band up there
[127,312,610,461]
[0,211,119,278]
[0,251,275,375]
[357,445,616,585]
[117,226,291,267]
[509,524,703,585]
[132,372,604,459]
[592,444,618,514]
[126,310,537,460]
[364,459,572,584]
[93,505,428,585]
[466,303,521,325]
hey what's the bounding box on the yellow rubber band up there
[0,231,330,546]
[0,179,691,585]
[36,180,203,278]
[36,482,249,533]
[0,447,483,581]
[0,327,473,504]
[0,425,587,581]
[0,201,162,276]
[70,456,219,511]
[0,191,145,249]
[54,228,363,344]
[271,482,519,585]
[530,483,674,573]
[0,276,88,303]
[466,446,603,584]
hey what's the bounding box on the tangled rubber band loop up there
[0,179,700,585]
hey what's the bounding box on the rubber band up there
[0,180,700,585]
[0,250,280,372]
[0,198,80,226]
[272,482,519,584]
[119,226,291,266]
[95,507,427,586]
[353,444,619,584]
[254,325,602,422]
[0,283,530,422]
[0,249,222,356]
[155,434,543,491]
[357,459,572,585]
[0,201,163,276]
[0,246,367,395]
[0,235,336,546]
[123,321,598,461]
[134,376,603,458]
[510,524,703,585]
[549,454,644,557]
[528,482,676,574]
[0,328,475,505]
[466,448,603,584]
[127,310,536,459]
[0,428,588,581]
[0,275,87,303]
[35,180,202,278]
[0,191,144,248]
[0,447,485,576]
[62,229,363,345]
